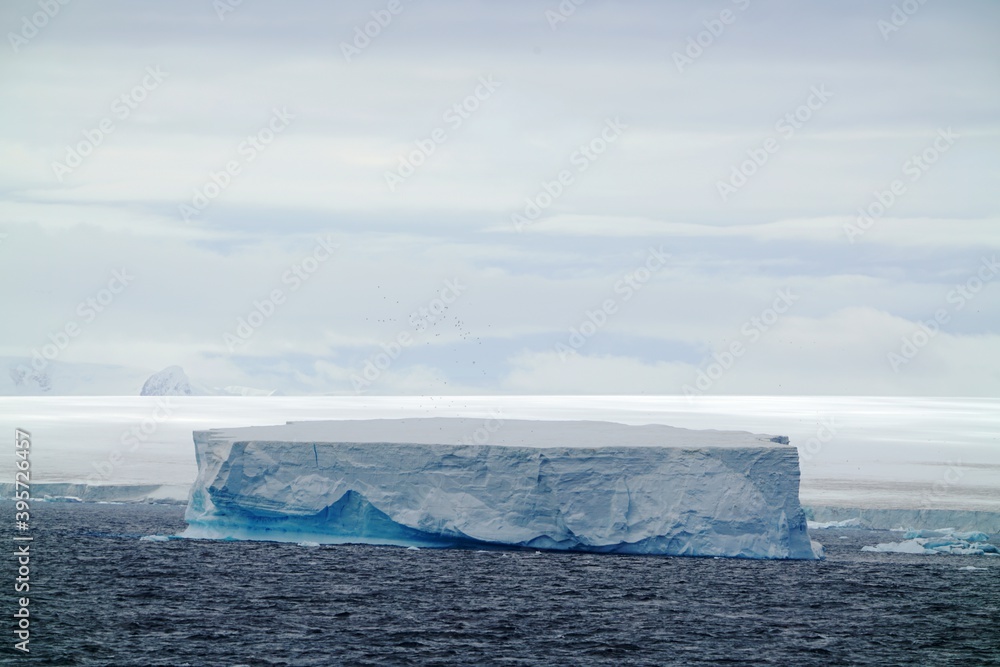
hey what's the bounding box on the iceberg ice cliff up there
[183,418,822,559]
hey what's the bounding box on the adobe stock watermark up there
[179,107,294,223]
[545,0,587,30]
[351,278,466,393]
[797,417,837,464]
[682,288,798,396]
[384,75,502,192]
[917,460,965,508]
[887,255,998,372]
[86,398,174,485]
[877,0,930,41]
[8,0,71,53]
[224,236,338,351]
[843,127,958,243]
[672,0,751,73]
[717,85,832,202]
[340,0,412,62]
[51,66,168,182]
[14,269,134,378]
[555,246,668,360]
[457,410,506,446]
[13,428,32,654]
[511,117,627,232]
[213,0,243,21]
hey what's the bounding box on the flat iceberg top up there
[197,417,788,449]
[186,417,817,558]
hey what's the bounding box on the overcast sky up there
[1,0,998,395]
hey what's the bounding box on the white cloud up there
[1,0,998,395]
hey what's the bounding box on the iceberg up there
[861,531,998,556]
[140,365,201,396]
[182,418,823,559]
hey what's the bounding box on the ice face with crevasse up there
[182,418,824,559]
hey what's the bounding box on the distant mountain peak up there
[140,366,195,396]
[8,365,52,393]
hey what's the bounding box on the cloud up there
[1,0,998,395]
[501,308,1000,396]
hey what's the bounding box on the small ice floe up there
[139,535,170,542]
[808,518,862,530]
[297,542,321,548]
[406,546,420,551]
[953,531,990,542]
[862,530,997,556]
[958,566,987,571]
[811,541,826,559]
[41,495,83,503]
[862,539,928,554]
[904,528,976,542]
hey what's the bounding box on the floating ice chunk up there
[952,531,989,543]
[862,539,930,554]
[139,535,170,542]
[297,541,320,548]
[808,518,862,529]
[862,530,996,556]
[904,528,956,539]
[406,546,420,551]
[946,547,984,555]
[958,566,987,571]
[41,495,83,503]
[924,538,961,549]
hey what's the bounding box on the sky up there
[1,0,998,396]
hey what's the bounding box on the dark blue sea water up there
[2,502,999,666]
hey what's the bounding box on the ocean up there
[2,396,999,664]
[2,502,998,666]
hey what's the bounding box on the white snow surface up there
[183,418,821,559]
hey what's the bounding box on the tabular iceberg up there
[183,418,823,559]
